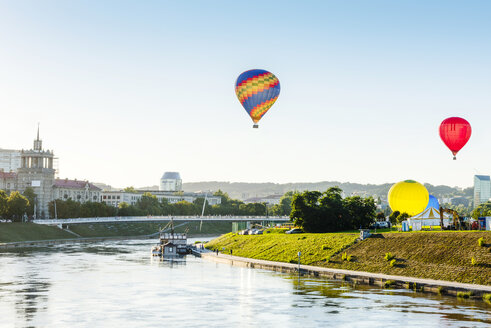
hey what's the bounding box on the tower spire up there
[34,123,42,151]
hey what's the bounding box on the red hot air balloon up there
[439,117,472,160]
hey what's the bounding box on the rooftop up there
[161,172,181,180]
[54,179,101,191]
[475,175,490,181]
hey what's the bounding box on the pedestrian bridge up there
[33,215,290,225]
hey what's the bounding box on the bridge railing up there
[33,215,290,225]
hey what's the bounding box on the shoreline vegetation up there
[205,230,491,286]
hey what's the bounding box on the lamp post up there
[297,251,301,273]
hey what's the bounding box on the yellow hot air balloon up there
[388,180,429,216]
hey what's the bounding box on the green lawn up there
[206,230,491,285]
[206,232,359,264]
[0,223,74,243]
[68,220,233,237]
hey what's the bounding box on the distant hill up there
[182,181,473,201]
[94,180,473,204]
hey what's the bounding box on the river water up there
[0,238,489,328]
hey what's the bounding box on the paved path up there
[196,252,491,295]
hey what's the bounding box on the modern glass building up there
[474,175,491,208]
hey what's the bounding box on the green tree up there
[22,187,37,217]
[136,192,162,215]
[7,191,29,222]
[193,197,211,216]
[343,196,376,229]
[123,186,137,193]
[0,190,8,218]
[389,211,400,225]
[118,202,143,216]
[376,212,386,221]
[471,201,491,219]
[270,191,295,216]
[173,201,197,215]
[49,199,81,218]
[396,212,410,224]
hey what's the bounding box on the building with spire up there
[0,126,101,219]
[16,125,56,218]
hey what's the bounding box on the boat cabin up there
[163,242,177,257]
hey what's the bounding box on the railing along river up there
[32,215,290,225]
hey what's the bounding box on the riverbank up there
[0,220,233,243]
[0,223,74,242]
[205,231,491,286]
[194,249,491,301]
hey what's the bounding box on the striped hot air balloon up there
[235,69,280,128]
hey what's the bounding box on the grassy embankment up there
[206,231,491,285]
[0,220,233,242]
[69,220,232,237]
[0,223,74,243]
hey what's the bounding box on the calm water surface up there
[0,238,489,328]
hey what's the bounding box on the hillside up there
[183,181,472,201]
[206,231,491,285]
[0,223,74,243]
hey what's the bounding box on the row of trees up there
[290,187,377,232]
[47,190,272,219]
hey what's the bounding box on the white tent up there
[408,207,450,230]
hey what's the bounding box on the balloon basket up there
[453,156,456,160]
[253,124,258,129]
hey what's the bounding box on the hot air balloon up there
[439,117,471,160]
[388,180,429,216]
[235,69,280,128]
[425,194,440,210]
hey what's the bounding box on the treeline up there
[0,190,31,222]
[48,190,277,219]
[290,187,377,232]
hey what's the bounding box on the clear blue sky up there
[0,1,490,188]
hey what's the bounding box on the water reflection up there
[0,240,489,328]
[289,275,491,326]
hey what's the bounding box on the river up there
[0,238,489,327]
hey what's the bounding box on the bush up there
[471,257,477,266]
[389,259,397,267]
[346,254,353,262]
[383,280,396,288]
[457,291,472,299]
[483,293,491,302]
[384,252,395,261]
[341,252,347,261]
[478,237,484,247]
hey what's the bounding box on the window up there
[103,196,107,199]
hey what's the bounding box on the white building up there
[474,175,491,207]
[52,179,102,203]
[160,172,182,192]
[101,190,221,207]
[0,148,21,173]
[244,194,282,205]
